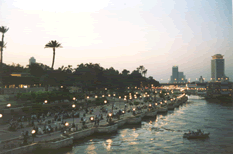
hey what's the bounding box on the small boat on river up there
[183,130,210,139]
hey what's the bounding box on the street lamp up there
[31,129,36,142]
[72,104,76,127]
[122,110,125,116]
[61,86,63,88]
[119,96,121,108]
[132,108,136,115]
[73,97,76,101]
[108,113,112,123]
[7,103,11,108]
[65,122,69,127]
[90,116,94,122]
[102,95,105,97]
[95,95,98,98]
[104,100,107,104]
[44,100,48,104]
[108,94,111,97]
[0,114,2,118]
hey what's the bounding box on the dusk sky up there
[1,0,232,82]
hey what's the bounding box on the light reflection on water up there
[43,95,233,154]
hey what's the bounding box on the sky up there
[0,0,232,82]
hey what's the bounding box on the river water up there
[43,95,233,154]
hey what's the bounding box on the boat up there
[183,130,210,139]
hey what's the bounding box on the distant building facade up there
[170,66,187,83]
[206,81,232,97]
[211,54,229,82]
[199,76,204,83]
[29,57,36,65]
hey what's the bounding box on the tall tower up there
[172,66,178,83]
[29,57,36,65]
[211,54,224,81]
[211,54,227,82]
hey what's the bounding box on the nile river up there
[43,95,233,154]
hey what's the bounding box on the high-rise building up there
[211,54,229,82]
[170,66,187,83]
[29,57,36,65]
[172,66,178,83]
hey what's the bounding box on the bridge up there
[160,83,187,86]
[160,82,207,86]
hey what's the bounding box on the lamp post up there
[119,96,121,108]
[108,113,112,123]
[65,122,69,131]
[72,104,76,128]
[6,103,11,108]
[44,100,48,104]
[86,96,89,109]
[0,113,2,118]
[105,88,107,95]
[132,108,136,116]
[122,110,125,117]
[31,129,36,143]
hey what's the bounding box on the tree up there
[44,40,62,70]
[122,69,130,76]
[29,63,45,78]
[137,65,147,77]
[0,26,9,89]
[142,69,147,77]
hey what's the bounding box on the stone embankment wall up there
[70,128,96,140]
[0,143,38,154]
[126,116,142,124]
[38,137,73,150]
[97,123,118,133]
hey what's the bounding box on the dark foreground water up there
[40,95,233,154]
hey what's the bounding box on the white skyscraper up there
[29,57,36,65]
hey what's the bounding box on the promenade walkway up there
[0,98,152,151]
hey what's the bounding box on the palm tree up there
[0,26,9,89]
[44,40,62,70]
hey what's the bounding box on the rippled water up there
[42,95,233,154]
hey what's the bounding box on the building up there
[211,54,229,82]
[170,66,187,83]
[199,76,204,83]
[29,57,36,65]
[206,81,232,98]
[3,73,41,88]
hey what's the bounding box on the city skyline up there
[1,0,232,81]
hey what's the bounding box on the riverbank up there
[0,95,188,154]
